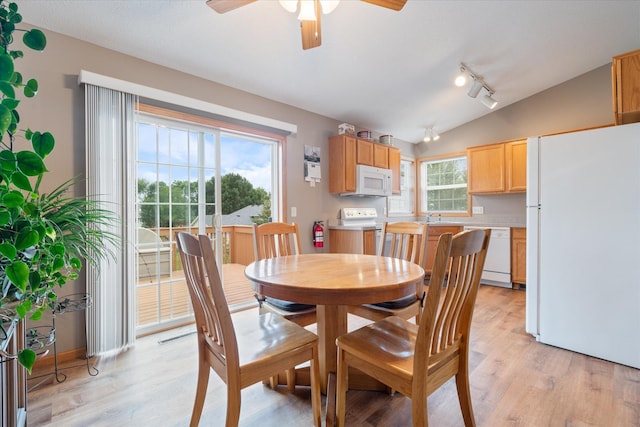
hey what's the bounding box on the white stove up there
[339,207,378,227]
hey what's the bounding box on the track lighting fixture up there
[467,79,483,98]
[423,128,440,142]
[481,92,498,109]
[456,62,499,109]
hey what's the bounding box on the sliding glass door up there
[134,111,280,335]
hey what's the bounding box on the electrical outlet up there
[472,206,484,215]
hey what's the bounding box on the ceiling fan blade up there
[360,0,407,11]
[301,0,322,50]
[205,0,257,14]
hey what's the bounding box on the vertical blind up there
[84,84,138,356]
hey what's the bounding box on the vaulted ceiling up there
[20,1,640,142]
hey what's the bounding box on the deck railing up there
[151,225,256,268]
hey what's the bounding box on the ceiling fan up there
[205,0,407,50]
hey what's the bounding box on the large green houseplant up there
[0,1,117,372]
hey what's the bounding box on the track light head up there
[423,128,439,143]
[467,79,483,98]
[480,92,498,109]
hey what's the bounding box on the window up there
[419,155,468,214]
[387,158,415,216]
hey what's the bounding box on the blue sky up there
[137,123,273,193]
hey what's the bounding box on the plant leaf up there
[14,228,39,250]
[0,209,10,225]
[3,189,24,208]
[0,104,12,136]
[15,150,46,176]
[23,29,46,51]
[17,349,36,374]
[0,53,14,80]
[23,78,37,98]
[0,242,16,259]
[0,81,15,98]
[6,260,29,291]
[10,170,32,192]
[32,131,54,158]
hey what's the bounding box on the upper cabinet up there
[612,48,640,125]
[468,139,527,194]
[329,135,401,194]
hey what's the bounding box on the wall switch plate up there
[472,206,484,214]
[291,206,297,218]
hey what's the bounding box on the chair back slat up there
[176,232,240,370]
[416,229,491,367]
[253,222,302,260]
[378,222,428,268]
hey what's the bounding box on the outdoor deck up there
[137,264,257,327]
[136,225,258,328]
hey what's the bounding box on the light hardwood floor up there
[26,286,640,426]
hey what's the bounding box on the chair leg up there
[411,396,428,427]
[455,368,476,426]
[190,360,211,427]
[226,382,242,427]
[310,348,322,427]
[335,348,348,427]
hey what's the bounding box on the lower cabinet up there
[329,228,376,255]
[425,225,462,276]
[511,227,526,287]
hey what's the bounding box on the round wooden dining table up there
[244,253,425,393]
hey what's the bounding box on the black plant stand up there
[28,293,98,388]
[51,293,98,382]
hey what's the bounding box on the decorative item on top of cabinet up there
[467,139,527,194]
[329,135,401,194]
[612,48,640,125]
[424,225,462,276]
[511,227,526,288]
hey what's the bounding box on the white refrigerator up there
[526,122,640,369]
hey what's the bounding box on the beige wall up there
[19,25,614,351]
[413,64,614,222]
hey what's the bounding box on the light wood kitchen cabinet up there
[329,135,401,194]
[511,227,526,286]
[329,228,376,255]
[329,135,357,194]
[388,147,401,194]
[425,225,462,276]
[468,139,526,194]
[356,138,389,168]
[505,139,527,192]
[612,48,640,125]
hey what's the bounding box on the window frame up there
[417,152,471,217]
[387,156,416,217]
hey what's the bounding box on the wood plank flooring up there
[26,286,640,426]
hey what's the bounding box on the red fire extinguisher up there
[313,221,324,248]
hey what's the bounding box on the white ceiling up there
[19,0,640,143]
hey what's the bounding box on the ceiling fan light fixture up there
[320,0,340,14]
[298,0,317,21]
[279,0,298,13]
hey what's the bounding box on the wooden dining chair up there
[175,232,321,427]
[252,222,317,328]
[336,228,491,427]
[348,221,428,323]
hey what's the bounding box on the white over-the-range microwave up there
[340,164,393,197]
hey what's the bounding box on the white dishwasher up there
[463,226,512,288]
